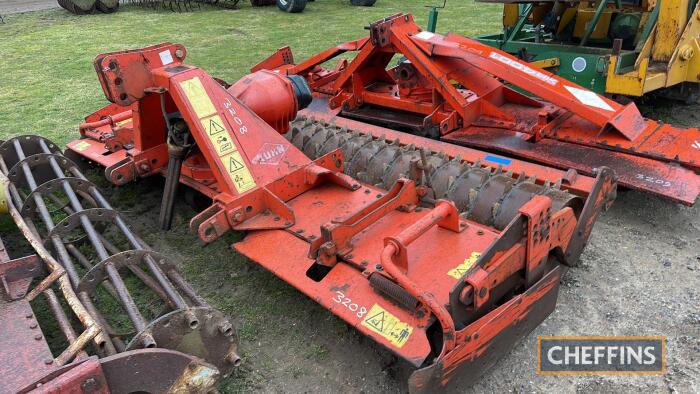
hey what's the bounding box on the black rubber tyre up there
[96,0,119,13]
[58,0,97,14]
[276,0,306,12]
[350,0,376,5]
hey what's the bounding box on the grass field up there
[0,2,500,393]
[0,1,500,146]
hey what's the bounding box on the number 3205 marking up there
[332,291,367,318]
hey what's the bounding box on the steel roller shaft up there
[287,116,584,230]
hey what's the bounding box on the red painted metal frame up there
[64,43,616,391]
[254,13,700,205]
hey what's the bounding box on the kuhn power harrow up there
[0,136,239,392]
[63,40,615,391]
[253,13,700,206]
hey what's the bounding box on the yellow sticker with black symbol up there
[179,77,217,118]
[201,115,236,156]
[72,141,91,152]
[361,304,413,348]
[221,151,256,193]
[179,77,257,194]
[447,252,481,280]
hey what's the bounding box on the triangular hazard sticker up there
[365,311,385,332]
[207,118,226,136]
[229,156,245,173]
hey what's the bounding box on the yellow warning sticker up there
[73,141,91,152]
[361,304,413,348]
[115,118,132,127]
[179,77,217,118]
[447,252,481,279]
[221,151,256,193]
[201,115,236,156]
[179,77,258,194]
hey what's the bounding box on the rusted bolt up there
[273,216,281,221]
[231,212,244,223]
[34,334,42,341]
[375,264,383,271]
[218,321,234,336]
[29,322,38,329]
[295,229,304,234]
[284,220,292,226]
[225,351,243,366]
[184,311,199,329]
[476,230,484,236]
[364,189,371,194]
[141,333,157,348]
[81,377,100,392]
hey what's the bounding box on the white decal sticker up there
[252,143,288,165]
[415,31,436,40]
[489,52,559,86]
[572,57,587,73]
[564,85,614,111]
[159,50,174,66]
[692,140,700,149]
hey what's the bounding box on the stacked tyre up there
[274,0,375,13]
[57,0,119,14]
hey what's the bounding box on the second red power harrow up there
[254,13,700,206]
[64,41,615,391]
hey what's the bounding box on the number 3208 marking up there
[332,291,367,318]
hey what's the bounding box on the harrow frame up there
[62,40,617,391]
[254,13,700,205]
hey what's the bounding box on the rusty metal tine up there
[98,234,179,309]
[14,141,153,341]
[54,324,101,366]
[1,172,114,355]
[167,270,210,308]
[7,143,142,350]
[40,186,176,308]
[74,181,191,311]
[44,289,89,361]
[25,268,64,301]
[65,243,120,300]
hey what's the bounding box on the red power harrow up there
[65,40,615,391]
[253,13,700,206]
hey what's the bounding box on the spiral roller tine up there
[290,116,585,230]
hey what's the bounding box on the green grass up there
[0,1,500,145]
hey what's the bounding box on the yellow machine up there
[477,0,700,99]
